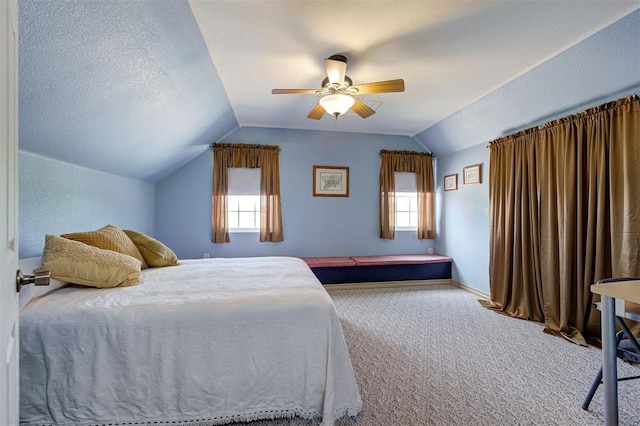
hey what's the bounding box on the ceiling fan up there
[271,54,405,120]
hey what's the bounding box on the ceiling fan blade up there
[352,79,405,94]
[272,89,318,94]
[306,103,325,120]
[351,99,376,119]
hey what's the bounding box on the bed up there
[19,256,362,426]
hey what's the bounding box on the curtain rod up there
[486,93,638,147]
[210,142,280,150]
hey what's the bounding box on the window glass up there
[228,168,260,232]
[395,172,417,230]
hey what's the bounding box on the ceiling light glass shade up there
[324,58,347,85]
[319,94,355,117]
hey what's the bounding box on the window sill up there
[395,227,417,232]
[229,228,259,233]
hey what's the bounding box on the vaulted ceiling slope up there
[18,1,640,182]
[19,0,238,182]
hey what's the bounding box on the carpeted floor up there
[234,285,640,425]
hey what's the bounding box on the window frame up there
[395,191,418,231]
[227,167,261,233]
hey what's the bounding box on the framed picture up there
[463,164,482,185]
[444,174,458,191]
[313,165,349,197]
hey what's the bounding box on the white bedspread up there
[20,257,362,425]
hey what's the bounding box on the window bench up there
[301,254,452,285]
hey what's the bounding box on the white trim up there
[323,278,491,300]
[324,279,451,291]
[450,280,490,300]
[228,228,259,233]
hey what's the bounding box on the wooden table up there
[591,280,640,425]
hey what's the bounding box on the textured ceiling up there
[18,0,640,182]
[18,0,237,182]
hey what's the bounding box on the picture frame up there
[313,165,349,197]
[444,173,458,191]
[463,164,482,185]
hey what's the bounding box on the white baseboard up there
[323,278,490,300]
[450,280,490,300]
[324,279,452,291]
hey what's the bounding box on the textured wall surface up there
[19,151,155,258]
[156,127,435,259]
[18,0,237,182]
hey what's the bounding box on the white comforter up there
[20,257,362,426]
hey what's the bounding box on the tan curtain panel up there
[211,143,283,243]
[258,147,283,242]
[486,94,640,345]
[379,150,435,240]
[482,129,544,323]
[211,145,231,243]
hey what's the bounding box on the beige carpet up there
[235,285,640,425]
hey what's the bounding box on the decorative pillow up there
[124,229,179,267]
[34,235,142,288]
[62,224,148,269]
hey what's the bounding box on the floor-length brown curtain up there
[211,143,283,243]
[487,94,640,344]
[482,129,544,323]
[379,150,435,239]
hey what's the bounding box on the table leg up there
[601,295,618,426]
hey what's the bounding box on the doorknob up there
[16,269,51,292]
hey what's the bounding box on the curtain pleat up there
[211,143,283,243]
[259,148,283,242]
[379,150,435,240]
[487,94,640,344]
[482,130,544,322]
[416,154,436,239]
[379,152,397,239]
[211,147,230,243]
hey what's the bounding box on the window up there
[228,167,260,232]
[395,172,417,230]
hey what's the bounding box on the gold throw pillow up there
[35,235,142,288]
[124,229,179,267]
[62,224,148,269]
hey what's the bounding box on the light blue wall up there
[421,8,640,295]
[19,151,155,258]
[156,127,435,259]
[435,144,490,294]
[415,9,640,156]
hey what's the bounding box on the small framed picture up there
[444,174,458,191]
[313,165,349,197]
[463,164,482,185]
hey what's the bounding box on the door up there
[1,0,20,424]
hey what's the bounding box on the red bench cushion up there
[302,257,357,268]
[302,254,452,268]
[350,254,452,266]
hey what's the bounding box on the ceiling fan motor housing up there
[321,76,353,90]
[327,54,348,63]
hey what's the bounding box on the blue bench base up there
[311,262,452,285]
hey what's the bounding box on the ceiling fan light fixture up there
[319,93,355,117]
[324,57,347,85]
